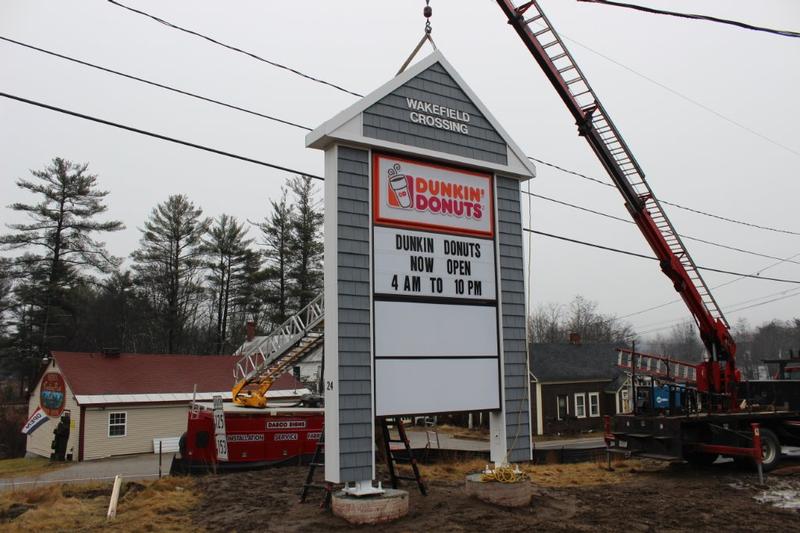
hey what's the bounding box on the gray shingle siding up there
[497,176,532,462]
[336,146,373,482]
[363,62,508,165]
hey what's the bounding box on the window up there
[108,412,127,437]
[621,388,631,413]
[557,395,569,420]
[574,393,586,418]
[589,392,600,417]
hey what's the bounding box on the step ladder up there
[299,428,332,508]
[617,348,697,383]
[381,417,427,496]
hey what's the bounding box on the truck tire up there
[733,428,781,472]
[758,428,781,472]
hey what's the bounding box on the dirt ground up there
[191,460,800,533]
[2,459,798,531]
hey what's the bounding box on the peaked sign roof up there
[306,49,536,180]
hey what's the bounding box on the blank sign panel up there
[374,301,498,358]
[375,358,500,416]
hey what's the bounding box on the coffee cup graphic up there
[388,163,412,209]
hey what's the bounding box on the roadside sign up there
[212,394,228,461]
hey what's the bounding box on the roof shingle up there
[50,351,303,396]
[529,342,622,383]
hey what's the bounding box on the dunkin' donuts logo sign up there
[374,154,493,237]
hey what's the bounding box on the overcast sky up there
[1,0,799,341]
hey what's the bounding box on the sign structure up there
[372,153,500,416]
[39,372,66,417]
[308,49,535,485]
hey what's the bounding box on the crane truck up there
[496,0,800,471]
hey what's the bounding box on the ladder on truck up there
[496,0,737,406]
[232,293,324,408]
[617,348,697,383]
[496,0,726,330]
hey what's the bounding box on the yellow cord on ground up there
[480,465,528,484]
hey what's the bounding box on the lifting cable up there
[396,0,437,75]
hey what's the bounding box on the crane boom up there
[496,0,737,405]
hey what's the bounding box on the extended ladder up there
[232,294,324,407]
[496,0,729,333]
[616,348,697,383]
[381,417,427,496]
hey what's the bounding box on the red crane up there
[495,1,738,408]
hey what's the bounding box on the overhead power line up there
[5,35,796,239]
[578,0,800,39]
[105,0,363,98]
[0,91,322,181]
[526,191,800,265]
[106,0,800,159]
[617,250,800,321]
[0,36,312,132]
[528,156,800,237]
[636,288,800,337]
[4,89,799,287]
[525,229,800,284]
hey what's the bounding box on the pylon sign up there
[307,50,535,485]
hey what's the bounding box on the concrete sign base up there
[332,489,410,525]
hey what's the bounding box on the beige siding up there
[26,360,81,460]
[82,404,188,460]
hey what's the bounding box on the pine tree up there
[131,195,208,353]
[201,214,255,354]
[254,189,294,327]
[288,176,323,311]
[0,158,122,359]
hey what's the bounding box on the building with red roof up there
[25,351,309,461]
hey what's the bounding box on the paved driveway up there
[0,452,176,491]
[404,429,605,452]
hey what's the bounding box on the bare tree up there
[528,296,635,343]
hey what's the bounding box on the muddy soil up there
[191,461,799,532]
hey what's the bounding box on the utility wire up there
[635,286,800,333]
[4,90,798,286]
[0,92,322,181]
[529,156,800,237]
[0,36,312,132]
[525,229,800,284]
[526,191,800,265]
[105,0,363,98]
[541,22,800,159]
[106,0,799,159]
[578,0,800,39]
[5,35,796,239]
[617,250,800,321]
[636,289,800,337]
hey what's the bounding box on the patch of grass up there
[420,457,666,487]
[0,457,68,478]
[0,477,201,532]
